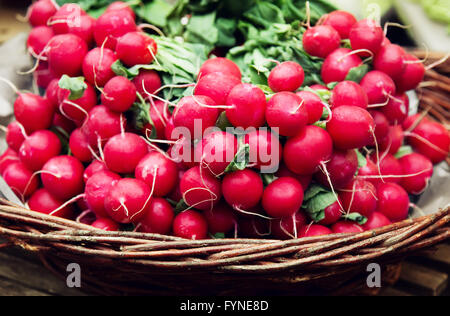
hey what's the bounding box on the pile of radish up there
[0,0,449,240]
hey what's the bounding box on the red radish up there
[271,211,307,240]
[284,125,333,175]
[238,217,271,238]
[28,188,74,219]
[169,137,196,170]
[370,153,403,184]
[315,149,358,190]
[399,153,433,195]
[299,225,332,237]
[275,164,312,189]
[92,218,120,231]
[322,10,357,39]
[173,210,208,240]
[135,151,178,197]
[164,116,176,141]
[167,169,185,202]
[369,110,390,145]
[26,26,54,56]
[138,198,174,234]
[83,160,108,183]
[360,71,396,105]
[19,130,61,171]
[45,79,60,109]
[321,48,363,84]
[381,93,409,125]
[49,4,86,35]
[85,170,121,218]
[173,95,219,139]
[5,122,26,152]
[194,131,238,176]
[379,125,404,155]
[142,100,169,139]
[327,105,375,150]
[382,37,391,46]
[303,25,341,59]
[267,61,305,92]
[340,179,377,218]
[93,10,136,49]
[69,128,93,163]
[14,93,55,133]
[116,32,157,67]
[101,76,137,113]
[243,129,282,172]
[377,182,410,222]
[82,47,118,87]
[357,155,382,186]
[28,0,57,27]
[132,70,161,100]
[373,44,406,79]
[47,34,88,77]
[362,212,391,230]
[317,200,343,226]
[85,105,125,148]
[226,83,266,129]
[204,203,236,234]
[34,62,58,89]
[222,169,264,211]
[106,1,136,20]
[262,177,304,218]
[395,54,425,92]
[194,72,241,106]
[103,133,148,174]
[330,81,368,109]
[59,82,97,123]
[4,162,39,199]
[53,113,76,136]
[198,57,241,80]
[67,15,96,45]
[331,221,363,234]
[0,148,20,175]
[179,166,222,211]
[310,84,328,90]
[266,92,308,137]
[349,19,384,56]
[41,155,84,200]
[295,91,324,124]
[104,178,152,224]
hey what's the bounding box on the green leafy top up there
[302,184,338,223]
[58,75,87,100]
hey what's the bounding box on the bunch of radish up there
[0,2,449,240]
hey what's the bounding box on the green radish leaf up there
[345,64,370,83]
[136,0,173,27]
[395,145,414,159]
[326,81,338,90]
[111,60,166,79]
[261,173,277,186]
[355,149,368,168]
[342,212,368,225]
[212,232,226,239]
[58,75,87,100]
[340,39,352,49]
[304,86,332,102]
[303,184,329,201]
[216,111,233,131]
[175,199,189,215]
[224,144,251,173]
[304,191,337,222]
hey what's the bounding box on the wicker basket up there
[0,52,449,296]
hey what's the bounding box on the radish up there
[321,48,363,84]
[271,211,307,240]
[132,70,162,99]
[104,178,152,224]
[26,26,54,57]
[381,93,409,125]
[379,125,404,155]
[284,125,333,175]
[179,166,222,211]
[243,129,282,172]
[164,116,176,141]
[59,82,97,123]
[377,182,410,222]
[222,169,264,211]
[373,44,406,79]
[267,61,305,92]
[173,95,219,139]
[317,199,343,226]
[101,76,136,113]
[275,164,312,189]
[49,4,86,35]
[93,10,137,49]
[85,170,121,218]
[266,92,308,137]
[13,93,55,133]
[19,130,61,171]
[303,25,341,59]
[295,91,324,124]
[28,0,57,27]
[310,84,328,91]
[360,71,396,105]
[106,1,136,20]
[167,169,185,202]
[331,221,363,234]
[135,151,178,197]
[142,100,169,139]
[83,160,108,183]
[0,148,20,175]
[395,54,425,92]
[368,110,390,145]
[103,133,148,174]
[315,149,358,190]
[322,10,357,39]
[41,155,84,200]
[34,62,58,89]
[362,212,391,231]
[82,47,118,87]
[349,19,384,56]
[194,131,238,176]
[47,34,88,77]
[138,198,174,234]
[194,72,241,106]
[370,153,402,184]
[45,79,60,109]
[357,155,381,186]
[299,225,332,237]
[28,188,74,219]
[226,83,266,129]
[204,203,236,234]
[84,105,125,148]
[69,128,93,163]
[173,210,208,240]
[398,153,433,195]
[169,137,196,170]
[67,14,96,45]
[339,179,377,218]
[3,162,39,199]
[330,81,368,109]
[198,57,241,80]
[116,32,157,67]
[92,218,120,231]
[262,177,304,218]
[327,105,375,150]
[238,217,271,238]
[5,122,26,152]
